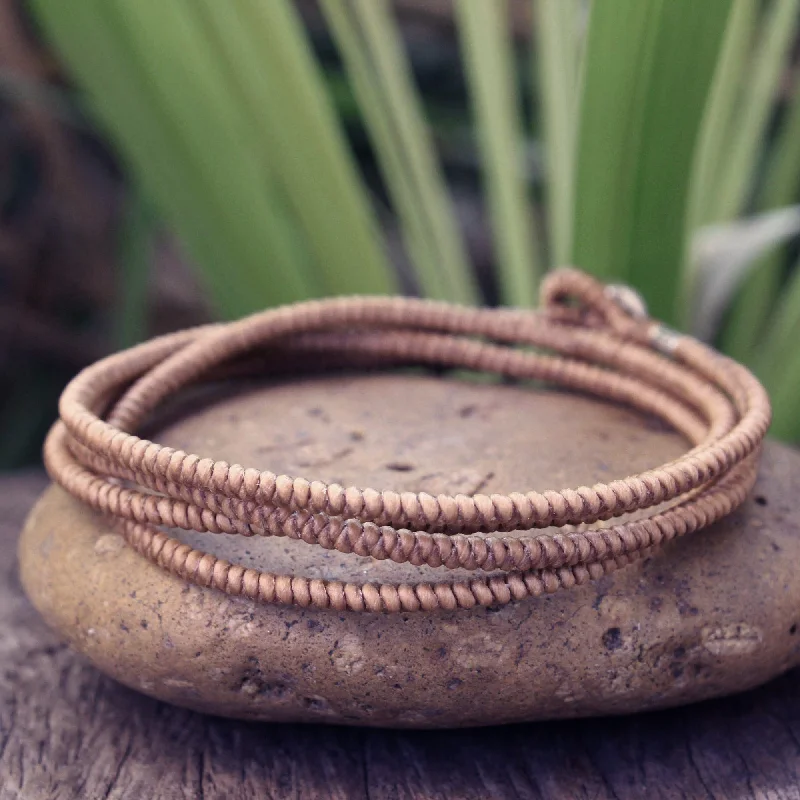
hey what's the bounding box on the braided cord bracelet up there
[44,269,771,613]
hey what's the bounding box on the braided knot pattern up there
[43,269,771,612]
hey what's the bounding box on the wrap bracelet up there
[43,269,771,613]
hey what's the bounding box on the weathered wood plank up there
[2,472,799,799]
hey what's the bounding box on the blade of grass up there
[701,0,799,359]
[321,0,478,304]
[759,69,800,218]
[572,0,732,324]
[573,2,659,287]
[194,0,395,296]
[108,0,317,305]
[534,0,580,267]
[680,0,756,329]
[738,68,800,341]
[31,0,254,317]
[455,0,540,306]
[757,258,800,439]
[320,0,441,300]
[115,188,156,348]
[723,64,800,362]
[352,0,478,304]
[709,0,800,224]
[32,0,315,317]
[687,0,757,233]
[689,206,800,340]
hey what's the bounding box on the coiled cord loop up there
[44,269,771,612]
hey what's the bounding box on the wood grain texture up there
[3,472,800,799]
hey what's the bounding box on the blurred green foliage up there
[20,0,800,447]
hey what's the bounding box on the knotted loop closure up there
[541,267,651,341]
[43,269,771,613]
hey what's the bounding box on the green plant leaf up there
[572,0,733,324]
[31,0,316,318]
[320,0,478,304]
[689,206,800,340]
[709,0,800,225]
[115,188,156,349]
[455,0,541,306]
[534,0,581,268]
[681,0,756,329]
[720,0,800,361]
[732,69,800,352]
[759,68,800,218]
[109,0,321,305]
[194,0,395,297]
[757,256,800,440]
[687,0,757,234]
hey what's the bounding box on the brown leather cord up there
[44,269,771,612]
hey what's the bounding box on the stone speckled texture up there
[18,374,800,728]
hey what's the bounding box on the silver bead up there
[604,284,649,319]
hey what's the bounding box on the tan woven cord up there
[44,269,771,612]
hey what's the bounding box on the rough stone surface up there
[18,374,800,728]
[8,473,800,798]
